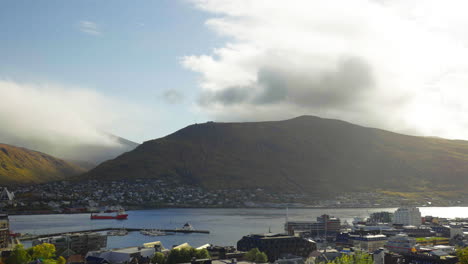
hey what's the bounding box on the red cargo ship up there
[90,210,128,220]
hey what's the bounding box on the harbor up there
[18,226,210,241]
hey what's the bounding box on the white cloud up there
[0,79,152,151]
[78,20,101,36]
[184,0,468,139]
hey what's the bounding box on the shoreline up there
[5,205,466,216]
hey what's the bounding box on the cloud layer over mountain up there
[184,0,468,139]
[0,80,144,161]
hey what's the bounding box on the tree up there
[166,248,181,264]
[41,260,58,264]
[245,248,261,262]
[57,256,66,264]
[32,243,56,260]
[318,251,373,264]
[457,247,468,264]
[255,252,268,263]
[152,252,166,264]
[196,249,210,259]
[179,248,192,263]
[165,247,211,264]
[6,245,31,264]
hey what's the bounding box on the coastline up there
[5,204,464,216]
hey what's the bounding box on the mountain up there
[81,116,468,194]
[0,143,86,184]
[0,133,139,165]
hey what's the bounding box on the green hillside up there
[0,143,86,184]
[81,116,468,194]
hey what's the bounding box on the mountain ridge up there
[0,143,86,184]
[80,115,468,194]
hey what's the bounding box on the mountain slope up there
[81,116,468,194]
[0,143,86,184]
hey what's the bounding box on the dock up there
[19,227,210,241]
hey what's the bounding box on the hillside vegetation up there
[82,116,468,194]
[0,143,85,184]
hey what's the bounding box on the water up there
[9,207,468,249]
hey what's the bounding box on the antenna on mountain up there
[286,207,289,222]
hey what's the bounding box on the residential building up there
[0,214,9,249]
[285,214,340,236]
[385,234,416,253]
[394,207,422,226]
[348,234,387,252]
[87,246,156,264]
[402,251,458,264]
[432,226,451,238]
[206,245,244,260]
[237,233,316,261]
[403,226,435,237]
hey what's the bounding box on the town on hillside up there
[1,180,467,215]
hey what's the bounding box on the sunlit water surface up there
[10,207,468,249]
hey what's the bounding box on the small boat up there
[91,209,128,220]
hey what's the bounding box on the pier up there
[19,227,210,241]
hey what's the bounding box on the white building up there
[393,207,422,226]
[348,234,387,252]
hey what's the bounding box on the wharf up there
[19,227,210,241]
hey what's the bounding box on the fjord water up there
[10,207,468,249]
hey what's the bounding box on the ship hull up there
[91,214,128,220]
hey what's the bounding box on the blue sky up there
[3,0,468,146]
[0,0,223,142]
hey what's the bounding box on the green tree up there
[6,245,31,264]
[189,247,197,258]
[152,252,166,264]
[196,249,210,259]
[57,256,66,264]
[318,251,373,264]
[245,248,261,262]
[457,247,468,264]
[42,260,57,264]
[166,248,181,264]
[166,247,211,264]
[255,252,268,263]
[32,243,56,260]
[179,248,192,263]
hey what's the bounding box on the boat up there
[91,209,128,220]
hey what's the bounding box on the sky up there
[2,0,468,147]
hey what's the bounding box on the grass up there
[415,237,448,242]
